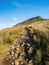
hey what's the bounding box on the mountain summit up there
[15,16,43,26]
[28,16,42,20]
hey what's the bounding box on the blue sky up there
[0,0,49,29]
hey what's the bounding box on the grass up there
[0,44,11,58]
[0,43,12,64]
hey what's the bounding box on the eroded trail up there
[2,27,36,65]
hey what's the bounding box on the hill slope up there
[0,16,49,65]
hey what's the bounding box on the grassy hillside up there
[0,16,49,65]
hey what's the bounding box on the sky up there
[0,0,49,29]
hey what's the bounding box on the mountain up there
[0,16,49,65]
[14,16,44,26]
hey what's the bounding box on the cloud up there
[12,2,23,7]
[0,23,6,27]
[12,1,33,8]
[12,17,17,21]
[0,16,18,29]
[0,23,7,30]
[12,1,47,8]
[0,22,16,30]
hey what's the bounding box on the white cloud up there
[12,2,37,9]
[0,22,16,30]
[12,17,17,21]
[12,1,33,8]
[0,23,7,30]
[12,2,23,7]
[0,23,6,27]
